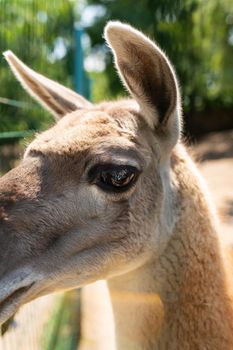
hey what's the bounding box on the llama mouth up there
[0,283,34,332]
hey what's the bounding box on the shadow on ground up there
[193,130,233,162]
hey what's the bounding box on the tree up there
[84,0,233,134]
[0,0,75,132]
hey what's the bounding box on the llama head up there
[0,21,181,326]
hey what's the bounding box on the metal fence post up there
[74,23,91,100]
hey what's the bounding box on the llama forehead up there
[25,104,149,164]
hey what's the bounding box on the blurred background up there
[0,0,233,141]
[0,0,232,349]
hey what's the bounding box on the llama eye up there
[88,165,139,193]
[100,168,135,188]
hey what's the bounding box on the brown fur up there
[0,21,233,349]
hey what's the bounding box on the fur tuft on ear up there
[3,51,92,120]
[104,21,181,141]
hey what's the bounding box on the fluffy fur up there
[0,21,232,349]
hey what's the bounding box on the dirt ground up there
[193,130,233,244]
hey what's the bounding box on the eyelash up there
[88,164,140,193]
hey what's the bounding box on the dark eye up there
[88,164,139,193]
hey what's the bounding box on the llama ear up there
[3,51,92,120]
[104,21,181,135]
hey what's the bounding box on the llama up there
[0,21,233,349]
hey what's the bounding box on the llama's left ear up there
[3,51,92,120]
[104,21,181,140]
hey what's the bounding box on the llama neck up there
[108,214,233,350]
[154,215,233,349]
[108,148,233,350]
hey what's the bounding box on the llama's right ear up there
[3,51,92,120]
[104,22,181,141]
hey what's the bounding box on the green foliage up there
[0,0,75,132]
[0,0,232,135]
[85,0,233,113]
[41,292,80,350]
